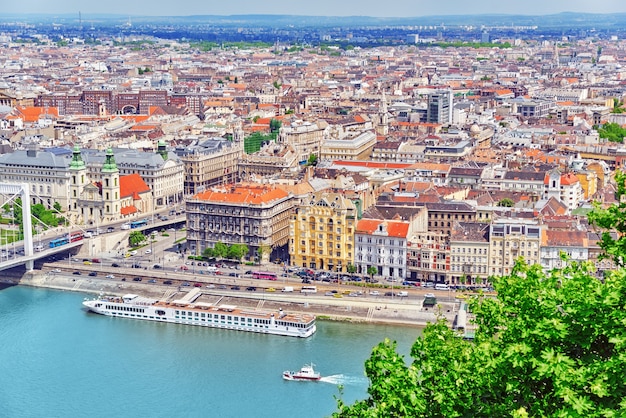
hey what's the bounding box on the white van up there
[435,283,450,291]
[34,244,44,252]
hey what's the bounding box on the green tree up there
[588,170,626,267]
[596,122,626,143]
[334,259,626,417]
[306,153,318,166]
[202,247,214,259]
[346,264,357,274]
[129,231,145,247]
[497,198,514,207]
[212,241,229,259]
[366,266,378,281]
[256,245,270,264]
[269,118,282,133]
[228,243,249,263]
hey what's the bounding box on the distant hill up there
[2,12,626,29]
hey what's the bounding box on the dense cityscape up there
[3,9,626,417]
[1,13,626,288]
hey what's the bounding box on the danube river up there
[0,285,422,418]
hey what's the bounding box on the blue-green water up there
[0,286,421,418]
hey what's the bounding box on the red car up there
[194,283,202,287]
[180,266,189,271]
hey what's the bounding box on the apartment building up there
[449,222,490,285]
[186,184,295,262]
[489,219,544,276]
[354,219,410,280]
[320,130,377,161]
[278,120,326,164]
[0,144,71,210]
[289,192,357,272]
[175,137,242,195]
[540,229,589,271]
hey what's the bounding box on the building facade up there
[175,137,242,195]
[289,192,357,272]
[354,219,409,280]
[186,184,295,262]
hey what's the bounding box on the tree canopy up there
[334,259,626,417]
[588,170,626,267]
[128,231,146,247]
[595,122,626,143]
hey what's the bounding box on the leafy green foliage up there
[244,131,277,154]
[212,241,229,259]
[269,118,282,133]
[128,231,145,247]
[497,198,514,207]
[306,153,318,166]
[596,122,626,143]
[588,170,626,267]
[611,98,625,114]
[334,260,626,417]
[228,243,249,261]
[367,266,378,278]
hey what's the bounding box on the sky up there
[4,0,626,18]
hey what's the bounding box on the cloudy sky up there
[5,0,626,17]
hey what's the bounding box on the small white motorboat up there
[282,363,321,381]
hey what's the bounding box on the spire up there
[69,145,85,170]
[101,148,118,173]
[157,140,168,161]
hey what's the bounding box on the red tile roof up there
[356,219,409,238]
[192,185,289,205]
[120,205,138,215]
[120,174,150,199]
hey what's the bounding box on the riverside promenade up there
[11,269,459,327]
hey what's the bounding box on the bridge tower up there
[0,183,34,270]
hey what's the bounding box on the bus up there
[252,271,278,281]
[130,219,148,229]
[300,286,317,294]
[70,232,84,242]
[49,236,69,248]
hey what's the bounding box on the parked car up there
[180,266,189,271]
[133,277,142,282]
[72,271,81,275]
[88,272,97,277]
[181,282,190,286]
[231,286,240,290]
[105,275,115,279]
[163,280,173,285]
[228,272,239,277]
[194,283,202,287]
[153,264,162,269]
[148,279,157,283]
[369,290,380,296]
[112,263,120,267]
[246,286,257,291]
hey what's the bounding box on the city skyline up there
[5,0,626,18]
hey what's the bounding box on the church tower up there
[376,91,389,136]
[101,148,120,220]
[68,145,87,219]
[157,139,168,161]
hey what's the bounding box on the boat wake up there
[320,374,369,386]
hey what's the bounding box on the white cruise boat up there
[83,291,316,338]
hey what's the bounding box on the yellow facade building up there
[289,192,357,272]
